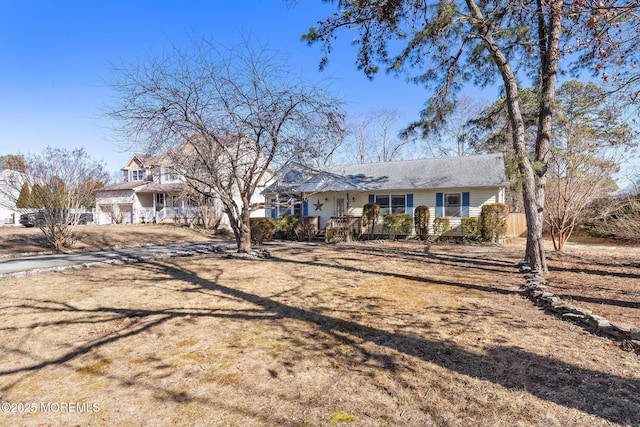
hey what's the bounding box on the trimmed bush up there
[383,213,413,240]
[480,203,509,242]
[362,203,380,239]
[276,214,300,240]
[414,205,430,241]
[461,217,480,240]
[250,217,275,244]
[432,217,450,237]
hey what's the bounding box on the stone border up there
[521,272,640,353]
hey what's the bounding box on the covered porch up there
[269,172,367,242]
[134,183,200,224]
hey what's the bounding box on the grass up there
[0,239,638,426]
[0,223,219,257]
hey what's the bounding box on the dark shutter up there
[368,194,375,204]
[303,200,308,216]
[406,193,414,216]
[462,192,470,217]
[270,199,277,218]
[435,192,443,217]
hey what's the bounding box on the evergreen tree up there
[16,182,30,209]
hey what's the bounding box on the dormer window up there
[283,170,302,184]
[131,169,145,181]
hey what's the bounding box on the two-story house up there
[95,152,212,225]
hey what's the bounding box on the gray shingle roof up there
[326,153,507,191]
[96,181,148,192]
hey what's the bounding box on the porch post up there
[346,191,352,242]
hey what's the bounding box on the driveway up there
[0,241,233,277]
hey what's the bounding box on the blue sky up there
[2,0,464,175]
[3,1,636,187]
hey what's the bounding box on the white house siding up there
[0,170,25,226]
[300,192,365,229]
[96,191,135,224]
[266,187,502,235]
[360,188,501,236]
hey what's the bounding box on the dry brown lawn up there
[0,224,218,257]
[0,238,638,426]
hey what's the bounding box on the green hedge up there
[480,203,509,242]
[276,214,300,240]
[461,217,480,240]
[432,217,450,237]
[383,213,413,240]
[250,217,275,244]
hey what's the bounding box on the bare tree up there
[584,174,640,242]
[545,80,636,251]
[343,109,409,163]
[10,147,108,250]
[106,36,343,253]
[0,154,27,172]
[423,96,485,157]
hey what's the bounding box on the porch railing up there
[135,207,201,224]
[325,216,362,243]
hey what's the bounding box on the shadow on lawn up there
[332,243,522,276]
[1,252,639,424]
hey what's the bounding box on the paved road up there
[0,241,233,276]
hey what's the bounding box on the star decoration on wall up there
[313,200,324,211]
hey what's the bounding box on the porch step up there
[313,229,326,241]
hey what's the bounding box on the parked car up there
[19,211,93,227]
[77,213,94,225]
[19,212,45,227]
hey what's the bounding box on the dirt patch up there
[0,240,638,426]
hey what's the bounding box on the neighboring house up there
[96,148,265,226]
[263,153,508,236]
[0,169,26,225]
[96,153,207,225]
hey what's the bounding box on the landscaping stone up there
[562,313,585,321]
[522,276,639,350]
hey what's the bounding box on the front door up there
[336,198,345,217]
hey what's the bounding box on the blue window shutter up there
[270,199,277,218]
[462,192,470,217]
[368,194,375,204]
[435,192,443,217]
[303,200,308,216]
[406,193,414,216]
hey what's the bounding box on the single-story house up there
[262,153,508,236]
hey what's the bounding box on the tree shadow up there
[548,263,640,280]
[268,249,518,297]
[1,254,639,424]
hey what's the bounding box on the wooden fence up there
[506,213,527,237]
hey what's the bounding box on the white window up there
[276,195,301,216]
[444,193,461,217]
[131,169,145,181]
[156,193,165,205]
[375,195,406,215]
[164,172,179,182]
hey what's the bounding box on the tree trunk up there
[238,214,252,253]
[528,0,563,272]
[466,0,547,273]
